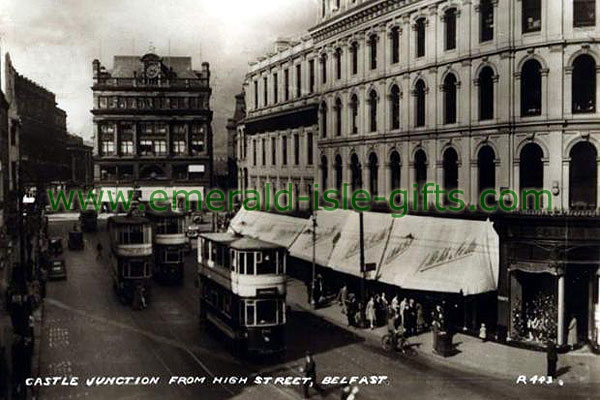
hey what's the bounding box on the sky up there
[0,0,318,155]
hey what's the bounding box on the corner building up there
[92,52,213,204]
[240,0,600,349]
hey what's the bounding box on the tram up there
[198,233,287,357]
[107,215,153,306]
[145,208,186,283]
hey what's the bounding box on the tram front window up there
[128,261,146,278]
[165,250,181,263]
[157,217,182,234]
[244,299,284,326]
[256,250,277,275]
[120,226,144,244]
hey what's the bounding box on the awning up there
[288,210,348,267]
[229,209,306,249]
[327,210,393,278]
[377,216,499,295]
[509,262,563,276]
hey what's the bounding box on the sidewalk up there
[286,278,600,384]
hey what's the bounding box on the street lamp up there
[310,212,317,308]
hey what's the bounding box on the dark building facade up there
[65,134,93,188]
[4,54,71,187]
[223,93,245,191]
[92,52,213,204]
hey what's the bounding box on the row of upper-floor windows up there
[97,96,208,111]
[251,1,598,111]
[249,132,314,167]
[318,54,597,135]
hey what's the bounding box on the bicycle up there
[381,333,417,356]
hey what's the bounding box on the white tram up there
[107,215,153,305]
[146,208,187,283]
[198,232,287,357]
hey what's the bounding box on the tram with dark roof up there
[146,208,187,283]
[197,232,287,357]
[107,215,153,305]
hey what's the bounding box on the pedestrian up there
[96,242,103,260]
[366,296,375,330]
[341,385,351,400]
[301,351,323,398]
[546,340,558,378]
[391,294,399,314]
[399,297,407,328]
[568,315,578,349]
[479,323,487,342]
[416,302,425,333]
[346,294,356,327]
[337,284,348,314]
[408,299,417,336]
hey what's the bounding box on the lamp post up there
[310,211,317,308]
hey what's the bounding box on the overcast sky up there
[0,0,318,154]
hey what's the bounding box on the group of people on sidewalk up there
[335,284,426,337]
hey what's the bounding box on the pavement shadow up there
[557,366,571,377]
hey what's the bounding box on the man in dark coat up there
[547,340,558,378]
[302,351,323,398]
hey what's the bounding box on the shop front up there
[496,214,600,350]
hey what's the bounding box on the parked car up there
[48,258,67,280]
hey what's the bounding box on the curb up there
[29,301,44,400]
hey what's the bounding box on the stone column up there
[557,274,565,345]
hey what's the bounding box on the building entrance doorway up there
[565,265,597,345]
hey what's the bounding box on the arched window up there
[416,18,426,58]
[520,143,544,209]
[443,74,458,124]
[321,155,328,189]
[335,98,343,137]
[335,48,343,80]
[572,55,596,113]
[350,94,359,134]
[320,53,328,84]
[521,59,542,117]
[390,151,401,191]
[369,90,378,132]
[480,0,494,42]
[351,153,362,192]
[391,27,400,64]
[415,80,426,127]
[335,155,343,193]
[569,142,597,209]
[390,85,401,130]
[351,42,359,75]
[415,149,427,208]
[320,101,328,138]
[443,148,459,203]
[368,153,379,195]
[445,8,457,51]
[478,67,495,120]
[369,34,378,70]
[478,145,496,196]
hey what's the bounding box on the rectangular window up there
[574,0,596,27]
[391,28,400,64]
[153,140,167,156]
[190,139,204,154]
[139,139,152,156]
[120,140,133,155]
[101,140,114,155]
[263,77,268,106]
[253,139,257,166]
[282,136,288,165]
[416,19,426,58]
[307,132,313,165]
[273,73,279,103]
[173,140,186,155]
[309,60,315,93]
[351,43,358,74]
[271,137,276,165]
[98,97,108,109]
[294,134,300,165]
[369,36,378,70]
[522,0,542,33]
[254,80,259,108]
[321,55,327,84]
[261,138,266,166]
[296,64,302,98]
[480,0,494,42]
[284,69,290,101]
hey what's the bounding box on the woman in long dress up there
[366,297,375,330]
[568,316,578,349]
